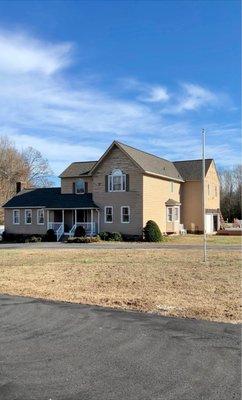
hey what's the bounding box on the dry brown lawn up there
[167,234,241,245]
[0,248,241,323]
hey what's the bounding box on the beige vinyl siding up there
[61,177,93,194]
[92,145,143,235]
[205,161,220,210]
[4,208,47,234]
[143,174,181,233]
[181,161,220,232]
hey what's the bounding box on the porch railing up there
[69,222,96,237]
[47,222,64,241]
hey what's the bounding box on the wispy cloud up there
[0,29,238,175]
[0,30,73,75]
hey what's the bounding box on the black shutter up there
[85,182,88,193]
[73,182,76,194]
[105,175,109,192]
[126,174,129,192]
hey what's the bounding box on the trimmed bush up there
[99,231,122,241]
[143,220,163,242]
[99,231,110,241]
[1,232,45,243]
[67,235,100,244]
[75,225,86,237]
[109,232,122,241]
[45,229,57,242]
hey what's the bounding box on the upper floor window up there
[13,209,20,225]
[215,186,218,197]
[108,169,126,192]
[170,181,174,193]
[25,209,32,224]
[75,179,85,194]
[37,209,44,225]
[207,184,210,196]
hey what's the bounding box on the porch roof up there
[3,188,98,209]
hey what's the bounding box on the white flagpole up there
[202,128,207,262]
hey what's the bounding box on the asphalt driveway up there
[0,295,240,400]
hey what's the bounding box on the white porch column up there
[74,209,77,225]
[47,210,49,229]
[62,210,64,227]
[91,209,93,235]
[97,209,100,234]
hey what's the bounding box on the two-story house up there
[2,141,220,239]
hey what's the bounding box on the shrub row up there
[67,236,100,243]
[1,229,57,243]
[99,231,123,241]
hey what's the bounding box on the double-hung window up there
[37,209,44,225]
[13,209,20,224]
[108,169,126,192]
[167,207,179,222]
[25,209,32,224]
[121,206,130,223]
[105,206,113,223]
[75,179,85,194]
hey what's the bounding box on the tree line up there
[0,136,52,224]
[219,165,241,222]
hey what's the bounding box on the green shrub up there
[143,220,163,242]
[1,232,45,243]
[67,235,100,244]
[99,231,122,241]
[99,231,110,241]
[45,229,57,242]
[109,232,122,241]
[75,225,86,237]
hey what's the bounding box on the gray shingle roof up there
[59,161,97,178]
[173,159,213,181]
[165,198,181,206]
[3,188,98,209]
[115,142,184,181]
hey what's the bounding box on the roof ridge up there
[174,158,213,163]
[115,140,175,164]
[69,161,97,164]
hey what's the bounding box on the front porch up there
[47,209,99,241]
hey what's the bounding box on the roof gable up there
[90,141,183,181]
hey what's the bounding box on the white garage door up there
[205,214,213,234]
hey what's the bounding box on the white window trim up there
[108,169,126,192]
[166,206,180,222]
[25,209,32,225]
[121,206,130,223]
[37,209,45,225]
[104,206,113,223]
[13,209,20,225]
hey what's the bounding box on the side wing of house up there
[180,160,220,233]
[92,144,144,236]
[143,175,181,233]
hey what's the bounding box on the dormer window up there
[108,169,126,192]
[75,179,85,194]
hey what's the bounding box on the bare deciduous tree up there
[219,165,242,222]
[22,146,53,187]
[0,136,53,224]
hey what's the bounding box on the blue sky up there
[0,0,240,182]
